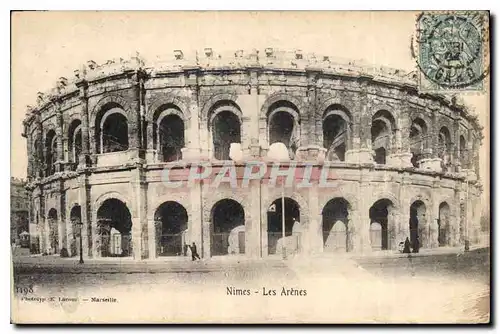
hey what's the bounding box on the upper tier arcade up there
[22,48,484,185]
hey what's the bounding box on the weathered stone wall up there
[22,49,484,259]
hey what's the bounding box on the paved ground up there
[11,247,490,324]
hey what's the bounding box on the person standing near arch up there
[190,242,201,261]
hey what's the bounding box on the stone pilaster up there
[306,185,322,255]
[26,132,33,178]
[58,181,67,252]
[398,172,411,242]
[78,175,90,258]
[428,180,440,248]
[35,117,44,178]
[130,166,147,260]
[260,182,269,257]
[65,210,75,257]
[189,181,204,257]
[351,169,373,253]
[182,87,203,161]
[388,98,413,168]
[419,105,442,171]
[55,102,64,172]
[147,219,156,259]
[345,85,373,164]
[246,178,261,258]
[39,191,46,252]
[76,80,90,168]
[452,116,460,172]
[451,185,462,247]
[145,120,156,163]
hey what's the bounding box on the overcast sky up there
[11,11,489,203]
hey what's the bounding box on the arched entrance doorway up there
[322,106,351,162]
[211,199,245,256]
[267,197,300,255]
[96,108,129,153]
[70,205,82,257]
[369,199,395,250]
[322,198,351,252]
[212,110,241,161]
[410,200,427,250]
[438,202,450,247]
[47,208,59,254]
[157,114,185,162]
[154,201,188,256]
[96,199,132,257]
[268,101,300,160]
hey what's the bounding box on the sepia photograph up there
[10,10,490,324]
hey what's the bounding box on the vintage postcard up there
[10,11,490,324]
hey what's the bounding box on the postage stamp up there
[415,11,489,92]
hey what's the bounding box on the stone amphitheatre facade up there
[22,48,483,259]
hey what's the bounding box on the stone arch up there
[321,197,353,252]
[93,191,132,217]
[438,201,451,247]
[149,194,191,221]
[44,128,58,176]
[31,133,43,177]
[322,104,353,159]
[260,92,305,119]
[95,196,133,257]
[207,100,243,128]
[263,190,309,227]
[47,207,59,254]
[409,193,431,209]
[265,100,301,159]
[68,204,82,257]
[371,191,401,211]
[371,109,397,163]
[317,97,355,120]
[153,106,186,126]
[319,192,358,214]
[95,107,129,154]
[64,112,83,134]
[266,196,302,255]
[370,104,398,122]
[369,197,398,250]
[153,201,189,257]
[203,192,249,223]
[152,105,186,162]
[67,118,82,166]
[459,134,468,168]
[90,94,133,127]
[147,95,190,122]
[410,199,428,250]
[42,121,57,138]
[410,116,430,167]
[372,109,397,131]
[99,108,129,129]
[207,100,243,160]
[210,198,246,256]
[323,105,353,124]
[438,126,453,172]
[200,92,239,122]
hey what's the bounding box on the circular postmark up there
[417,13,486,89]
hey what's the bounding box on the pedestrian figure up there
[412,236,420,253]
[190,242,201,261]
[403,237,411,254]
[183,243,188,256]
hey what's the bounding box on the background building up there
[11,177,29,246]
[22,48,483,259]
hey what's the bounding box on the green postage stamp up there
[416,11,489,92]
